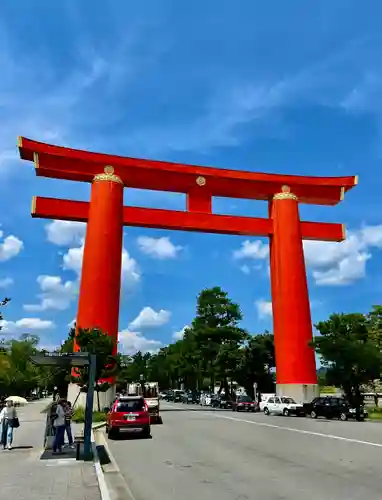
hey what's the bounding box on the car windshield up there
[281,398,296,404]
[116,399,144,412]
[239,396,252,402]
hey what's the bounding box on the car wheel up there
[339,412,348,421]
[108,427,118,439]
[142,427,152,439]
[310,410,317,419]
[283,408,289,417]
[264,407,270,415]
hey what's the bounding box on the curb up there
[93,422,107,430]
[91,429,111,500]
[93,428,136,500]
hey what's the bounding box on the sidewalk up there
[1,398,101,500]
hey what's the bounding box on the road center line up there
[208,413,382,448]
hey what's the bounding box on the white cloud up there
[302,227,382,286]
[172,325,189,341]
[63,246,84,276]
[137,236,183,260]
[119,329,162,355]
[23,275,77,312]
[45,220,86,246]
[31,232,140,313]
[0,230,23,262]
[233,240,269,260]
[255,299,319,319]
[240,264,251,275]
[62,244,141,286]
[0,15,146,178]
[0,277,13,288]
[121,248,141,284]
[128,306,171,330]
[255,300,273,319]
[0,317,55,335]
[234,225,382,287]
[67,318,76,329]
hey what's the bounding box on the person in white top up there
[0,400,18,450]
[52,400,66,454]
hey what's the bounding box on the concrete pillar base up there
[276,383,319,404]
[67,383,116,411]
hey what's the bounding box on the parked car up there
[303,397,368,421]
[263,396,305,416]
[173,390,185,402]
[259,394,276,412]
[211,394,233,409]
[164,390,175,402]
[106,396,151,438]
[232,395,259,412]
[200,393,213,406]
[182,391,199,404]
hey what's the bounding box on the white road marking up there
[209,413,382,448]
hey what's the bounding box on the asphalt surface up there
[106,403,382,500]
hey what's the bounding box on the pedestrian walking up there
[53,386,58,401]
[64,401,74,449]
[52,399,66,454]
[0,400,19,450]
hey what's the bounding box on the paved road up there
[107,403,382,500]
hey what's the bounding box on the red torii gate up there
[19,137,357,402]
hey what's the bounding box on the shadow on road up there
[40,448,77,460]
[108,432,153,441]
[161,406,231,413]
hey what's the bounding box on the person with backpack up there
[52,399,66,454]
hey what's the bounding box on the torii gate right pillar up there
[269,186,319,403]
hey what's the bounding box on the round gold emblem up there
[196,176,206,186]
[104,165,115,174]
[281,185,290,193]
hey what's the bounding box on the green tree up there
[367,305,382,355]
[234,332,275,398]
[71,327,117,410]
[146,348,173,389]
[313,313,382,407]
[187,287,247,391]
[0,334,47,398]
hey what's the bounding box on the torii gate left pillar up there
[67,168,124,406]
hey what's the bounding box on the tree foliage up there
[313,312,382,405]
[71,327,118,410]
[3,286,382,406]
[117,287,275,396]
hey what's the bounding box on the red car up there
[106,396,151,438]
[231,395,259,412]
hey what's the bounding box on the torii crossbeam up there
[19,136,358,403]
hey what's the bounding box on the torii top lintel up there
[19,137,357,205]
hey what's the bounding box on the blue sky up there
[0,1,381,355]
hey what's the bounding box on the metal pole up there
[84,354,96,460]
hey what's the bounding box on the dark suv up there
[303,397,368,421]
[211,394,232,409]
